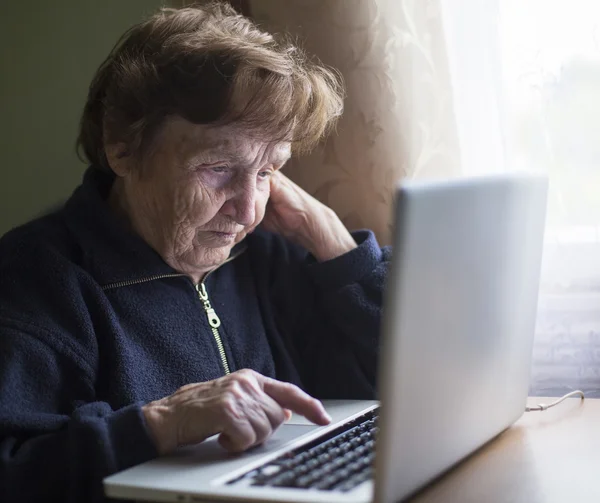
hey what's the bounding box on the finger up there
[245,405,274,447]
[274,171,292,185]
[214,383,274,451]
[219,432,241,452]
[231,372,286,439]
[261,378,331,425]
[256,392,289,431]
[269,171,283,193]
[272,170,286,182]
[284,408,293,422]
[219,402,274,451]
[218,418,256,453]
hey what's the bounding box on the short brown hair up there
[77,2,344,170]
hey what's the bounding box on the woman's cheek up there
[193,185,226,223]
[253,188,270,224]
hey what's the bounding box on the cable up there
[525,390,585,412]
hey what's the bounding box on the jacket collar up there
[63,166,244,288]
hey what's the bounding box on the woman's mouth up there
[210,231,237,241]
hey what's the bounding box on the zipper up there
[102,273,186,291]
[196,282,230,375]
[194,247,246,376]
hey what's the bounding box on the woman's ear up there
[105,142,133,177]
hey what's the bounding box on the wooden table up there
[410,396,600,502]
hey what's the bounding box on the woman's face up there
[109,116,291,281]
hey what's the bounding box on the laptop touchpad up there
[162,424,319,467]
[250,424,319,454]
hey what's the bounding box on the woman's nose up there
[232,190,256,226]
[222,179,257,226]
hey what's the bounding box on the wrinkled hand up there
[142,369,331,455]
[261,172,357,262]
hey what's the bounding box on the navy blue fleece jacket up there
[0,167,390,502]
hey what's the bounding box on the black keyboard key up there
[349,460,366,474]
[308,444,328,457]
[336,470,370,492]
[320,461,337,475]
[306,458,320,470]
[270,472,296,487]
[337,468,351,480]
[358,455,372,468]
[344,451,359,463]
[294,452,310,464]
[332,457,347,469]
[295,475,312,488]
[317,453,331,464]
[314,474,339,491]
[294,464,310,476]
[308,468,326,484]
[340,442,352,453]
[354,445,367,457]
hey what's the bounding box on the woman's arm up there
[257,171,391,398]
[0,322,158,503]
[249,228,391,400]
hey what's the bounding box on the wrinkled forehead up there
[160,115,292,166]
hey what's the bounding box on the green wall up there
[0,1,168,235]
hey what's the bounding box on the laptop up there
[104,173,548,503]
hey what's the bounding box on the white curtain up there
[441,0,600,396]
[502,1,600,396]
[251,0,600,396]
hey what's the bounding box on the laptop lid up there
[375,173,548,503]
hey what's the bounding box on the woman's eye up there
[211,166,229,174]
[258,170,272,179]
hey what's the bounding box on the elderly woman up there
[0,3,389,502]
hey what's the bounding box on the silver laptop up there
[104,173,548,503]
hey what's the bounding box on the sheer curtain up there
[505,1,600,397]
[250,0,600,396]
[441,0,600,396]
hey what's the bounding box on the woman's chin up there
[234,230,247,245]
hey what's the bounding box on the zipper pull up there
[196,283,221,328]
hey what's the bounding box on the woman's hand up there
[142,369,331,455]
[261,172,357,262]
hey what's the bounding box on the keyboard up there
[227,407,379,492]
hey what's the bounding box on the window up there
[443,0,600,396]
